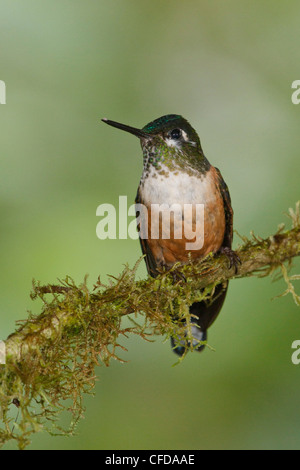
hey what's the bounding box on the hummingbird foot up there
[156,263,186,283]
[170,269,186,284]
[218,246,241,274]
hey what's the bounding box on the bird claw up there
[170,269,186,283]
[219,247,241,274]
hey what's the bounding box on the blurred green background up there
[1,0,300,450]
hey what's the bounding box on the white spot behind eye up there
[181,130,189,141]
[164,129,196,148]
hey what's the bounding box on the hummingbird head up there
[102,115,209,173]
[141,114,202,152]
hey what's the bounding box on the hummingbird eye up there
[170,128,182,140]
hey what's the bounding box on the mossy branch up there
[1,203,300,449]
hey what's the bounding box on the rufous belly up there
[139,166,225,268]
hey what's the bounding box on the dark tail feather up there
[171,326,207,356]
[171,283,228,356]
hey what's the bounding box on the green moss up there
[0,203,299,449]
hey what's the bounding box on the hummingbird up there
[102,114,240,356]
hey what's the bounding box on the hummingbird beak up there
[101,118,150,139]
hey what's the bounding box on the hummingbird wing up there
[135,187,159,277]
[214,167,233,249]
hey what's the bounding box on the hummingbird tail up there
[170,283,228,356]
[170,324,207,357]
